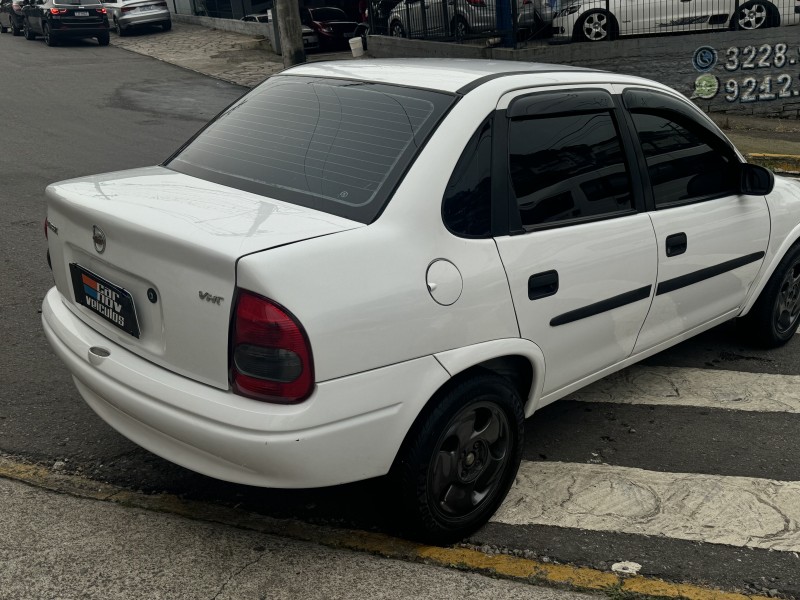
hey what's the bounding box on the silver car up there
[552,0,800,42]
[102,0,171,35]
[388,0,555,38]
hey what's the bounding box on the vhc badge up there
[92,225,106,254]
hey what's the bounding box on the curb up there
[745,153,800,176]
[0,455,774,600]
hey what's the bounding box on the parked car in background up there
[42,59,797,543]
[0,0,25,35]
[552,0,799,42]
[300,6,357,47]
[101,0,170,36]
[388,0,554,38]
[241,11,320,49]
[22,0,110,45]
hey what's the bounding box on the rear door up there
[493,87,658,400]
[618,87,770,353]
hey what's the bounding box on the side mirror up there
[740,163,775,196]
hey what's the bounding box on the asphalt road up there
[2,33,800,598]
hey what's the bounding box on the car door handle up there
[528,270,559,300]
[666,232,687,257]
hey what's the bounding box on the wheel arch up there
[741,225,800,316]
[433,338,545,418]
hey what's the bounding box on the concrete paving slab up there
[0,477,603,600]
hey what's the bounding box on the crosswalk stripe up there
[492,461,800,552]
[564,365,800,413]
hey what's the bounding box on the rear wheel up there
[114,18,127,36]
[452,15,469,38]
[574,9,615,41]
[390,373,524,544]
[740,244,800,347]
[1,23,8,33]
[11,21,22,36]
[43,23,57,46]
[161,19,171,31]
[97,31,109,45]
[23,19,35,40]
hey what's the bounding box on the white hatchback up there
[42,59,800,543]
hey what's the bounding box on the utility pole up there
[274,0,306,67]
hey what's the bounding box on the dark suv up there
[22,0,109,45]
[0,0,26,35]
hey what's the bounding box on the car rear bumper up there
[118,8,170,27]
[49,21,109,35]
[42,286,450,488]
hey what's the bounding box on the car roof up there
[282,59,612,95]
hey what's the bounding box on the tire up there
[734,1,773,30]
[97,32,109,45]
[161,19,171,31]
[11,21,22,36]
[574,9,615,42]
[390,372,524,544]
[114,18,127,36]
[0,23,8,34]
[43,23,57,46]
[452,15,470,38]
[23,19,35,40]
[740,244,800,347]
[389,19,404,37]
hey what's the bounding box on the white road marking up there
[565,365,800,413]
[492,462,800,552]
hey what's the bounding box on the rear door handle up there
[666,232,687,257]
[528,270,559,300]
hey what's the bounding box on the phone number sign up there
[691,43,800,103]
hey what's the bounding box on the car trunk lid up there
[45,166,363,389]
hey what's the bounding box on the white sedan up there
[42,59,800,543]
[552,0,800,42]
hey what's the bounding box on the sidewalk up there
[0,477,603,600]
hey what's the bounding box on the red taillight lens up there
[231,290,314,404]
[49,8,67,14]
[97,7,106,13]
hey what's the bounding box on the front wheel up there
[574,9,615,42]
[740,244,800,347]
[389,20,405,37]
[734,1,772,30]
[390,373,524,544]
[23,19,35,40]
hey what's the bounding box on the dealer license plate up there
[75,10,89,16]
[69,264,140,338]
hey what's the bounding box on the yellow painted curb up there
[0,455,773,600]
[745,153,800,173]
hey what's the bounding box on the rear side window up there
[508,111,633,229]
[167,76,454,223]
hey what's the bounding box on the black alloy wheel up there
[43,22,57,46]
[23,19,35,40]
[389,20,404,37]
[740,244,800,347]
[0,23,8,33]
[391,372,524,544]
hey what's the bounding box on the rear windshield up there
[167,76,454,223]
[309,7,348,20]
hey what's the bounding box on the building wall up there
[368,28,800,117]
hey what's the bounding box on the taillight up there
[49,8,68,14]
[466,0,486,6]
[97,7,106,13]
[230,290,314,404]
